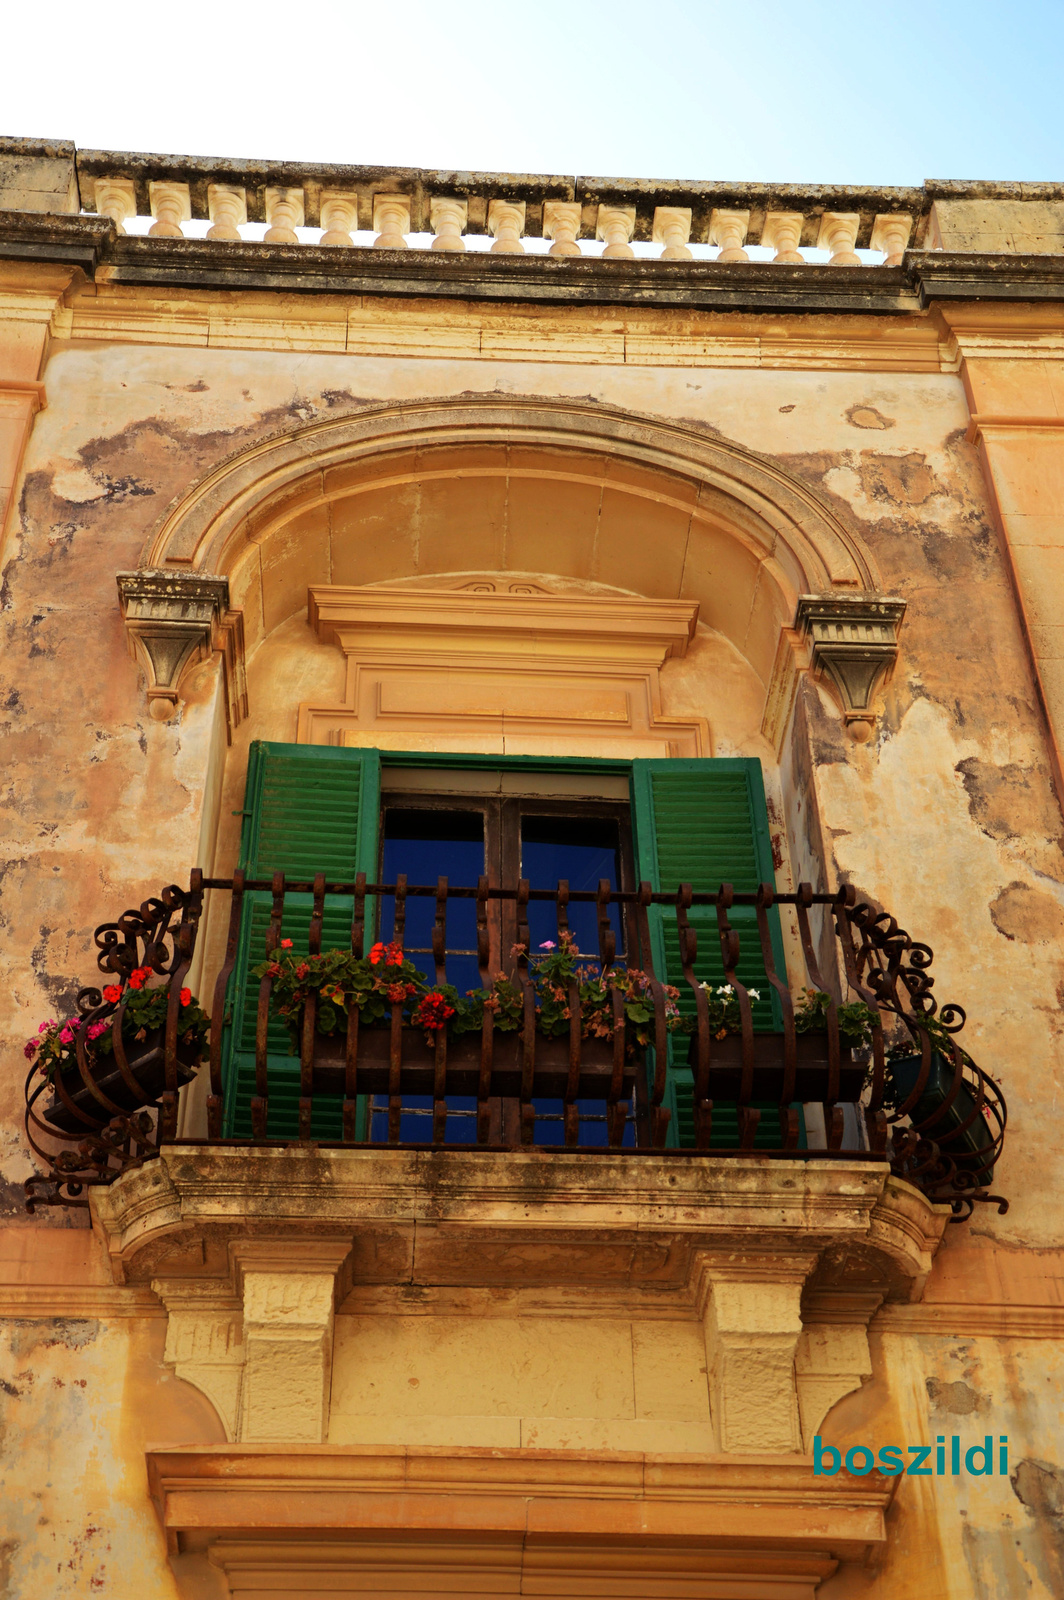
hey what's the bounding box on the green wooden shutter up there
[630,757,799,1150]
[223,742,381,1139]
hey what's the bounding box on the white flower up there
[748,989,761,1000]
[716,985,731,996]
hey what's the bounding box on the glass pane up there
[521,814,623,959]
[380,807,485,994]
[369,1094,480,1145]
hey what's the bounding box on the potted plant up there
[25,968,210,1134]
[683,985,879,1100]
[883,1016,998,1180]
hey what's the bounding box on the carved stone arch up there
[139,392,880,593]
[119,394,894,734]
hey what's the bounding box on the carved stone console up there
[796,593,907,740]
[763,593,906,748]
[116,568,247,731]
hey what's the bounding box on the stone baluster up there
[709,209,750,263]
[543,201,582,257]
[93,178,136,235]
[206,185,247,242]
[596,205,636,259]
[264,187,305,245]
[148,181,191,239]
[652,206,692,261]
[430,198,467,252]
[870,212,913,267]
[761,212,805,265]
[488,200,526,254]
[818,212,861,266]
[372,194,411,249]
[319,191,359,247]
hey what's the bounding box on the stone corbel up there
[695,1252,817,1452]
[153,1239,353,1443]
[116,569,247,734]
[796,593,906,743]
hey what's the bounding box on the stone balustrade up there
[68,150,932,263]
[5,140,1064,266]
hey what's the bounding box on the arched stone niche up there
[137,392,879,683]
[126,394,891,764]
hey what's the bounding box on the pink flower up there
[23,1039,38,1059]
[539,941,556,950]
[87,1022,108,1040]
[58,1026,75,1045]
[38,1020,55,1034]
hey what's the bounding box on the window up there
[222,745,794,1148]
[373,789,631,1144]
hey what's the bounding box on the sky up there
[4,0,1063,187]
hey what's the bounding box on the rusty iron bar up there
[343,872,366,1141]
[475,873,494,1146]
[387,874,407,1144]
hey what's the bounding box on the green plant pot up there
[886,1051,996,1179]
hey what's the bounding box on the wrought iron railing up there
[23,871,1007,1220]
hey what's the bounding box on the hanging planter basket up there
[40,1024,203,1135]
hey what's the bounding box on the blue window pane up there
[521,815,623,959]
[380,809,484,988]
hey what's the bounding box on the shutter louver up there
[630,758,799,1149]
[223,742,380,1139]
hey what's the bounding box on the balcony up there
[24,869,1007,1221]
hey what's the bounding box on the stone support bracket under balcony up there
[92,1148,949,1449]
[116,568,247,734]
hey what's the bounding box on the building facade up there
[1,137,1064,1598]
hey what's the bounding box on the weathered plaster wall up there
[818,1324,1064,1600]
[0,1229,224,1599]
[3,310,1064,1596]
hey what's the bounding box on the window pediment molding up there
[301,583,709,756]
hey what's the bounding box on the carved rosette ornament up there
[116,569,247,732]
[796,593,906,741]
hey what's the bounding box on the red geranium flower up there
[127,968,148,990]
[179,988,192,1006]
[280,938,293,949]
[102,984,122,1004]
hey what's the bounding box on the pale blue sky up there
[5,0,1063,185]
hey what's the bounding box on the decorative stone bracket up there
[797,593,906,741]
[153,1239,352,1443]
[116,568,247,734]
[762,593,906,750]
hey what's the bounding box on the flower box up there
[305,1027,636,1101]
[684,1030,868,1101]
[886,1051,997,1176]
